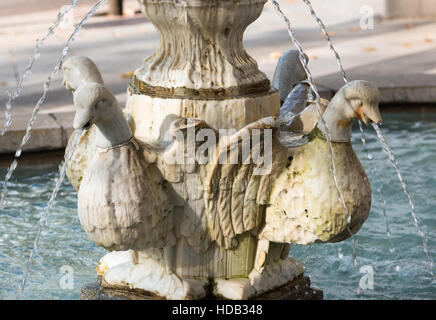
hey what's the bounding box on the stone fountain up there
[63,0,382,300]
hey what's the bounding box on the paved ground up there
[0,0,94,17]
[0,0,142,17]
[0,0,435,154]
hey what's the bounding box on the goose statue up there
[272,50,324,134]
[62,56,104,91]
[72,83,170,252]
[62,56,104,191]
[271,49,309,104]
[261,80,382,245]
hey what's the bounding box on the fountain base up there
[92,250,313,300]
[80,275,323,300]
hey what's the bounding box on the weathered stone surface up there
[81,276,322,300]
[61,1,379,302]
[133,76,271,99]
[253,276,323,300]
[135,0,269,96]
[127,89,280,148]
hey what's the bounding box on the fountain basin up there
[1,112,434,299]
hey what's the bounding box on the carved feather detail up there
[202,117,286,249]
[78,141,170,251]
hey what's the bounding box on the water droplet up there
[372,123,434,280]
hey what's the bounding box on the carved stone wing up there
[161,118,215,253]
[78,143,171,251]
[204,117,288,250]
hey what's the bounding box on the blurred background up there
[1,0,436,153]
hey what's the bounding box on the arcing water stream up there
[372,123,434,281]
[1,0,79,136]
[273,0,434,281]
[16,129,83,298]
[270,0,358,265]
[300,0,348,84]
[0,0,109,297]
[0,0,108,210]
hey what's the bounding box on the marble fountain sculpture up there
[62,0,382,300]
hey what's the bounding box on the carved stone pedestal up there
[67,0,375,302]
[94,0,309,300]
[80,276,323,300]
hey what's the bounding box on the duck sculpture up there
[71,83,170,252]
[262,80,382,246]
[62,56,104,91]
[273,49,324,134]
[63,52,381,299]
[62,56,103,190]
[272,50,310,105]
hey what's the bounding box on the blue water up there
[0,165,105,299]
[293,112,436,300]
[0,112,435,299]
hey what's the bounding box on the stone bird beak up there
[363,102,382,125]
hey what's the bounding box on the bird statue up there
[62,56,104,191]
[271,49,310,105]
[272,49,328,135]
[279,80,311,125]
[260,80,382,245]
[72,83,170,252]
[62,56,104,91]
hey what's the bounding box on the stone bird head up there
[72,83,119,130]
[62,56,104,92]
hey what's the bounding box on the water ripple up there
[293,113,436,299]
[0,113,435,299]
